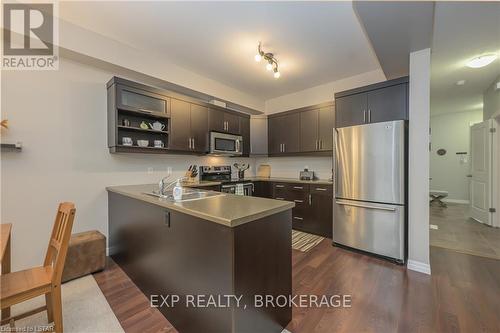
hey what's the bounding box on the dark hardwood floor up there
[94,242,500,333]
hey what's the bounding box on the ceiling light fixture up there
[255,42,280,79]
[466,54,497,68]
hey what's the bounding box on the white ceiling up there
[431,2,500,116]
[59,1,380,100]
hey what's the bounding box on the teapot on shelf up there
[149,121,165,131]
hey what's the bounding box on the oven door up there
[210,132,243,156]
[221,184,236,194]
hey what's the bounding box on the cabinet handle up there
[363,110,367,123]
[309,194,312,205]
[315,188,327,191]
[276,197,285,200]
[293,216,304,221]
[293,186,303,190]
[294,199,303,203]
[315,140,318,150]
[137,108,155,114]
[192,138,195,150]
[188,138,191,149]
[283,143,286,152]
[165,211,171,227]
[275,185,285,188]
[368,109,371,123]
[319,140,322,150]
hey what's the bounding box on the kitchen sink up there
[144,189,224,202]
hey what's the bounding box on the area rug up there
[292,230,324,252]
[1,275,124,333]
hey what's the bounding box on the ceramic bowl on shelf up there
[137,140,149,147]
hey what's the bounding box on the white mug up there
[122,137,133,146]
[137,140,149,147]
[154,140,164,148]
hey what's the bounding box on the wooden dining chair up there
[1,202,76,333]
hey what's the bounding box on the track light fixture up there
[255,42,280,79]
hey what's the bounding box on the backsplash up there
[254,156,333,180]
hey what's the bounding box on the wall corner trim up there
[407,260,431,275]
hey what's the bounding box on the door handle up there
[335,200,396,212]
[164,211,171,227]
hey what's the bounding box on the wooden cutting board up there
[257,164,271,178]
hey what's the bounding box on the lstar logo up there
[2,1,59,70]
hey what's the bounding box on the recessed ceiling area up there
[59,1,381,100]
[431,2,500,116]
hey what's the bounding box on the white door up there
[469,120,494,225]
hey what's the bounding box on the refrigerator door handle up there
[335,200,397,212]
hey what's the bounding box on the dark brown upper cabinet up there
[335,93,367,128]
[189,104,209,153]
[239,116,250,156]
[108,77,249,155]
[335,76,408,128]
[169,99,192,151]
[170,100,208,153]
[116,84,170,117]
[209,108,241,135]
[318,105,334,150]
[299,105,334,152]
[268,113,300,155]
[366,84,407,123]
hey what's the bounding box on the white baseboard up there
[407,260,431,275]
[442,198,469,204]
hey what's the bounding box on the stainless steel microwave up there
[209,132,243,156]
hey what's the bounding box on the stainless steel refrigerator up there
[333,120,406,263]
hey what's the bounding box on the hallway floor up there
[430,203,500,259]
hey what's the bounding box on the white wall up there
[408,48,431,274]
[254,157,332,180]
[430,110,483,203]
[1,57,255,271]
[264,69,385,114]
[56,17,265,112]
[483,74,500,120]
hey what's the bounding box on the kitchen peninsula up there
[107,184,294,333]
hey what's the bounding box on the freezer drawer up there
[335,120,405,204]
[333,199,404,261]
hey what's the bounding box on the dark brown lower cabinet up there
[253,181,272,198]
[267,182,333,238]
[308,185,333,238]
[108,192,292,333]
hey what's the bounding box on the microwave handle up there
[236,139,241,152]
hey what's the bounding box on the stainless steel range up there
[199,165,253,196]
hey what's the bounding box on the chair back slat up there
[43,202,76,286]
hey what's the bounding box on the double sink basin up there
[144,188,224,202]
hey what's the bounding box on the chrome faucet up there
[158,176,187,196]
